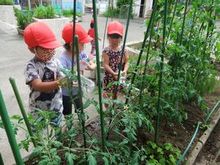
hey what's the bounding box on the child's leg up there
[72,94,83,113]
[62,95,72,115]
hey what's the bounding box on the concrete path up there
[0,12,145,164]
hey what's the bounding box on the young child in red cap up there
[59,22,96,115]
[102,21,129,102]
[88,19,96,55]
[24,22,65,125]
[88,19,101,56]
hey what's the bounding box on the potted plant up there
[0,0,13,5]
[13,7,33,35]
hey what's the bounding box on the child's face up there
[34,46,55,62]
[108,34,122,48]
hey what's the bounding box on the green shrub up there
[103,7,119,17]
[33,5,55,19]
[62,9,82,17]
[13,7,33,30]
[0,0,13,5]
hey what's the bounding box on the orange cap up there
[62,23,92,43]
[23,22,60,49]
[107,21,124,36]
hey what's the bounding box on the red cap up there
[107,21,124,36]
[23,22,60,49]
[62,23,92,43]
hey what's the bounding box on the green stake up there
[92,0,105,149]
[0,153,4,165]
[9,77,36,147]
[75,36,87,148]
[0,90,24,165]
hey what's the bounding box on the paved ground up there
[0,12,145,164]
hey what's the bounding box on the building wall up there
[133,0,153,17]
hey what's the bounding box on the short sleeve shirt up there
[25,57,63,113]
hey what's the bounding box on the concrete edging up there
[186,107,220,164]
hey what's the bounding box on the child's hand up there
[72,81,78,87]
[121,71,127,77]
[113,72,118,80]
[57,77,69,87]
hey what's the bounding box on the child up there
[59,22,95,115]
[88,19,101,56]
[24,22,65,125]
[88,19,96,55]
[102,21,129,100]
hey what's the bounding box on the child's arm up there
[103,52,118,78]
[30,79,59,92]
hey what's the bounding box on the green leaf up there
[88,153,96,165]
[103,157,109,165]
[65,152,75,165]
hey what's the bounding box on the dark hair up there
[90,23,94,28]
[63,43,71,51]
[108,33,122,39]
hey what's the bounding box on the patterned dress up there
[103,46,126,92]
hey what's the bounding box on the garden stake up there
[113,0,133,101]
[179,0,189,45]
[75,36,87,148]
[155,0,168,144]
[0,153,4,165]
[176,122,201,165]
[0,90,24,165]
[9,77,36,147]
[139,10,156,105]
[166,0,178,45]
[71,0,77,73]
[125,0,158,104]
[92,0,105,149]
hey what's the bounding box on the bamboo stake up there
[75,36,87,148]
[125,0,158,104]
[155,0,168,144]
[0,90,24,165]
[0,153,4,165]
[9,77,36,147]
[113,0,133,100]
[92,0,105,149]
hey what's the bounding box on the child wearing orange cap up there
[102,21,129,100]
[23,22,65,125]
[59,22,96,115]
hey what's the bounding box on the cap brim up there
[108,31,123,36]
[80,36,93,44]
[39,40,61,49]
